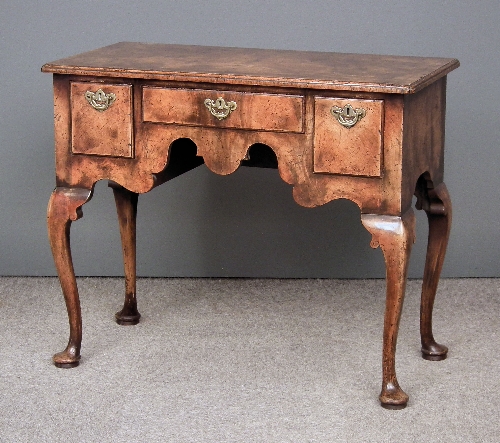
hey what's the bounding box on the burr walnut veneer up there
[42,42,459,409]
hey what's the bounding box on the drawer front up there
[71,82,133,158]
[313,98,384,177]
[142,87,304,133]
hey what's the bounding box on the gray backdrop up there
[1,1,498,278]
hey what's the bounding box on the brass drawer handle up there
[85,89,116,112]
[331,104,366,128]
[204,97,237,120]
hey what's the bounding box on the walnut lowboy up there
[42,42,459,409]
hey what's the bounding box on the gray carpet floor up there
[0,277,498,442]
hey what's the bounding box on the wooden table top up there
[42,42,459,94]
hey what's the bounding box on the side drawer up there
[142,87,304,133]
[313,97,384,177]
[70,82,133,158]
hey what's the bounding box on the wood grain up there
[143,87,304,133]
[42,42,459,94]
[70,82,133,158]
[313,97,383,177]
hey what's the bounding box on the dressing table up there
[42,42,459,408]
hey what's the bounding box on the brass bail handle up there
[85,89,116,112]
[331,104,366,128]
[204,97,237,120]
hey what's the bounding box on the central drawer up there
[142,87,304,133]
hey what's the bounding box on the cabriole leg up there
[415,181,451,361]
[47,187,93,368]
[361,209,416,409]
[109,182,141,325]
